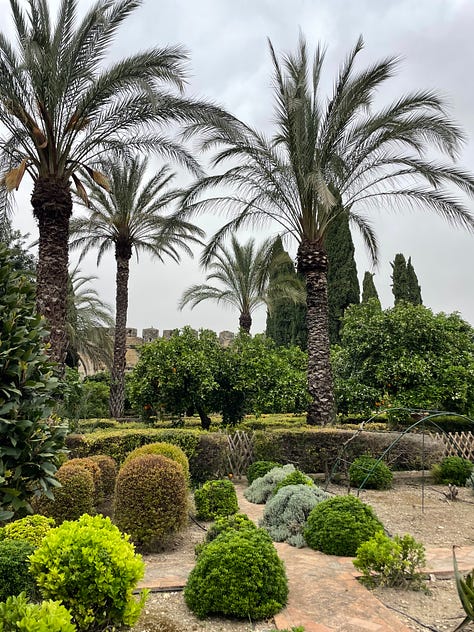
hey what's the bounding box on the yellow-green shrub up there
[123,442,189,482]
[0,592,76,632]
[1,515,55,547]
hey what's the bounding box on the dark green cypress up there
[406,257,423,305]
[325,210,360,344]
[361,271,380,304]
[391,253,422,305]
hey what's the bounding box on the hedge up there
[66,429,229,484]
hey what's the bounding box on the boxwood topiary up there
[349,455,393,490]
[432,456,473,486]
[0,592,76,632]
[184,528,288,619]
[65,458,103,503]
[0,540,36,601]
[244,464,295,504]
[304,495,384,556]
[123,442,190,483]
[260,484,330,548]
[33,462,95,524]
[272,470,314,496]
[195,513,256,557]
[114,454,188,550]
[246,460,281,485]
[1,515,55,547]
[89,455,117,498]
[194,479,238,521]
[29,514,147,631]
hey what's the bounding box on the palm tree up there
[0,0,229,364]
[181,35,474,425]
[70,156,204,418]
[66,266,114,373]
[179,235,304,333]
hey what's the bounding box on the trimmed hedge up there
[66,429,228,484]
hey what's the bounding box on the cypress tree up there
[361,271,380,305]
[406,257,423,305]
[391,253,423,305]
[325,210,360,344]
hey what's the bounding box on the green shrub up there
[272,470,313,496]
[246,460,281,484]
[124,442,190,482]
[114,454,188,550]
[194,479,238,521]
[195,513,256,557]
[244,464,295,504]
[0,540,36,601]
[33,462,95,524]
[260,484,330,548]
[1,515,55,547]
[88,454,117,498]
[354,531,426,590]
[467,471,474,493]
[66,457,103,503]
[0,592,76,632]
[432,456,473,486]
[349,455,393,490]
[304,495,384,556]
[184,528,288,619]
[29,514,147,631]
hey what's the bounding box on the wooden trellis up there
[435,432,474,462]
[227,430,254,478]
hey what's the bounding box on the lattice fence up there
[434,432,474,461]
[227,430,254,478]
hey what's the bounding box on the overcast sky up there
[5,0,474,335]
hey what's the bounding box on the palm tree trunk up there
[31,176,72,365]
[239,312,252,333]
[297,240,335,426]
[109,244,132,418]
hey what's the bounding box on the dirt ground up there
[133,480,474,632]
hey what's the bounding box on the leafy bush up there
[89,454,117,498]
[246,460,281,485]
[244,464,295,504]
[0,515,55,547]
[29,514,147,631]
[114,454,188,550]
[0,592,76,632]
[349,455,393,490]
[194,479,238,520]
[184,528,288,619]
[432,456,473,486]
[33,462,95,524]
[260,484,330,548]
[195,513,256,557]
[0,540,36,601]
[353,532,426,590]
[0,243,67,521]
[304,495,384,556]
[65,457,103,503]
[124,442,190,482]
[272,470,313,496]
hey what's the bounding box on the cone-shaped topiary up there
[244,464,295,504]
[305,495,384,556]
[124,442,190,483]
[260,484,330,548]
[114,454,188,550]
[194,479,238,520]
[184,528,288,619]
[349,455,393,490]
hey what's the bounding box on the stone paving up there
[140,482,474,631]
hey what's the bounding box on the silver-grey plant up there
[244,464,295,504]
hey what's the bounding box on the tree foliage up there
[391,253,422,305]
[361,272,380,305]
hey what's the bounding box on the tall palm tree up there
[179,235,304,333]
[0,0,229,364]
[181,35,474,425]
[66,265,114,373]
[70,156,204,418]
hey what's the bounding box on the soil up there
[132,480,474,632]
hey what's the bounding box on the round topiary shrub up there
[89,455,117,498]
[304,495,384,556]
[114,454,188,550]
[246,460,280,485]
[272,470,314,496]
[184,528,288,619]
[244,464,295,504]
[1,515,55,547]
[349,455,393,490]
[195,513,256,557]
[432,456,473,486]
[0,540,36,601]
[194,479,238,520]
[124,442,190,482]
[260,484,330,548]
[66,458,103,503]
[29,514,147,631]
[0,592,76,632]
[33,462,95,524]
